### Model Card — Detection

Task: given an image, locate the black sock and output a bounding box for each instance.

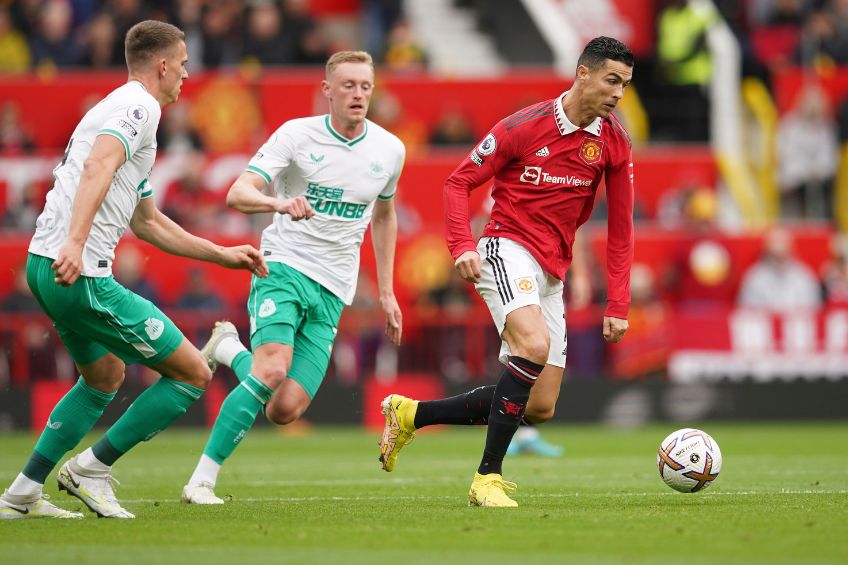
[478,356,543,475]
[414,386,495,428]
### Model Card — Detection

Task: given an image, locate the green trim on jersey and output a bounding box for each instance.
[324,115,368,146]
[378,192,396,200]
[247,165,272,184]
[137,178,153,199]
[98,129,130,160]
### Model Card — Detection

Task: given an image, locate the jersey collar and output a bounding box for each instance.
[554,92,603,137]
[324,115,368,147]
[129,79,148,93]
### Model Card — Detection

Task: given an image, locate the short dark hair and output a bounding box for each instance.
[577,36,634,71]
[125,20,185,70]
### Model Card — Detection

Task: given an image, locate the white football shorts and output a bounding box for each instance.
[475,236,567,367]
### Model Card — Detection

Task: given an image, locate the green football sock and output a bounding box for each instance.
[231,350,252,382]
[92,377,204,466]
[202,374,274,464]
[22,377,115,483]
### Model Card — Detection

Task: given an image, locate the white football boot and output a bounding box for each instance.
[57,456,135,519]
[181,482,224,505]
[200,321,239,372]
[0,489,84,519]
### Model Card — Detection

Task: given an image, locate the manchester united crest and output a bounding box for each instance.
[579,138,603,165]
[515,277,535,293]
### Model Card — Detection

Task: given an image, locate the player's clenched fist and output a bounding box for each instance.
[275,196,314,220]
[52,241,85,286]
[454,250,482,284]
[602,316,628,343]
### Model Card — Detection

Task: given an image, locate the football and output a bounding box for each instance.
[656,428,722,493]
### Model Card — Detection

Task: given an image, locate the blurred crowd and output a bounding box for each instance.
[2,0,848,385]
[0,0,428,73]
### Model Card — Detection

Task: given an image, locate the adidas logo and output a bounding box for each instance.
[535,146,550,157]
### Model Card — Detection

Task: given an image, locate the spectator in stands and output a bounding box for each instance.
[9,0,41,39]
[283,0,330,65]
[106,0,150,66]
[663,188,735,308]
[0,5,32,73]
[560,229,605,381]
[161,151,219,231]
[0,265,40,313]
[796,5,848,68]
[382,19,427,73]
[839,93,848,144]
[653,0,718,141]
[777,83,838,219]
[333,271,384,384]
[763,0,808,26]
[609,262,671,379]
[737,226,822,310]
[170,0,205,72]
[420,267,473,314]
[0,264,61,381]
[175,268,224,310]
[361,0,404,61]
[821,232,848,304]
[157,101,205,153]
[566,230,598,311]
[241,0,298,67]
[414,266,478,384]
[68,1,99,38]
[28,0,83,69]
[368,89,427,155]
[199,0,242,68]
[80,12,122,68]
[831,0,848,40]
[112,245,161,304]
[0,101,35,156]
[1,179,45,232]
[429,108,476,148]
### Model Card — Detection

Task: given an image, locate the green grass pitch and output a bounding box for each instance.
[1,422,846,564]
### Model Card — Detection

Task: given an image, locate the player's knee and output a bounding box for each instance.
[82,358,126,392]
[175,351,214,389]
[90,370,124,392]
[524,404,555,424]
[265,402,304,425]
[198,364,213,389]
[185,362,213,390]
[512,337,550,366]
[253,366,287,390]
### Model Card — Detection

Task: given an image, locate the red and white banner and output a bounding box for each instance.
[669,308,848,381]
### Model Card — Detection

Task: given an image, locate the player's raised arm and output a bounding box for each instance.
[52,135,127,286]
[129,197,269,278]
[225,170,314,219]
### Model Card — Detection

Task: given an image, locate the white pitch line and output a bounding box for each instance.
[121,489,848,504]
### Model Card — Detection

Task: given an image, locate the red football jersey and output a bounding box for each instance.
[444,95,634,318]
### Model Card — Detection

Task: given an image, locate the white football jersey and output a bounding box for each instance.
[29,81,161,277]
[247,115,405,304]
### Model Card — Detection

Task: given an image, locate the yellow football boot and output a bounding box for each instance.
[378,394,418,472]
[468,472,518,507]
